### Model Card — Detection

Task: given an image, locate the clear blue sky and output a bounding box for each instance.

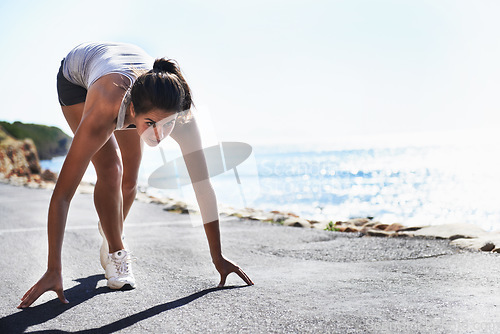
[0,0,498,147]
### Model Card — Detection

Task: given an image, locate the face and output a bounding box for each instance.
[132,107,178,147]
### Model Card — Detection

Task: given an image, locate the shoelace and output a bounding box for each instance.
[111,252,136,276]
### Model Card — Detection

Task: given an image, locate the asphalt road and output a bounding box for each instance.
[0,183,499,333]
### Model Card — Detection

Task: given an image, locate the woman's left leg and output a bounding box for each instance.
[114,130,144,220]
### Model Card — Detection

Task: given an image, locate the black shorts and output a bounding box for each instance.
[56,59,87,106]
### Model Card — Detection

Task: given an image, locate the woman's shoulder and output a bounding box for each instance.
[87,73,131,112]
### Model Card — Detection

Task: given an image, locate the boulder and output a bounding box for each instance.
[398,226,423,232]
[283,217,311,228]
[219,207,238,216]
[312,220,330,230]
[163,201,189,213]
[41,169,57,182]
[373,223,389,231]
[385,223,405,232]
[249,213,273,221]
[347,218,371,226]
[480,243,495,252]
[272,214,288,223]
[412,223,490,240]
[338,225,359,233]
[232,209,254,219]
[451,236,500,252]
[0,137,41,178]
[361,221,377,228]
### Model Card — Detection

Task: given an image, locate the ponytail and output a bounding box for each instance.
[131,58,193,115]
[152,58,177,74]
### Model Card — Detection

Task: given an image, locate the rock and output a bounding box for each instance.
[24,141,41,174]
[365,229,395,237]
[412,223,490,240]
[41,169,57,182]
[359,226,371,234]
[219,207,238,216]
[373,223,389,231]
[492,248,500,253]
[26,181,40,189]
[480,243,495,252]
[149,197,167,205]
[450,238,483,250]
[232,209,254,219]
[449,234,470,241]
[384,223,405,232]
[338,225,359,233]
[283,217,311,228]
[450,236,500,252]
[399,226,423,232]
[163,201,189,213]
[0,137,41,179]
[361,221,377,228]
[272,214,287,223]
[184,204,199,214]
[249,213,272,221]
[347,218,371,226]
[312,220,330,230]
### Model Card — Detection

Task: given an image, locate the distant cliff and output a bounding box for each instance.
[0,125,42,180]
[0,121,71,160]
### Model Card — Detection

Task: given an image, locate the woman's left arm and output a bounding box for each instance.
[171,115,253,287]
[203,220,253,287]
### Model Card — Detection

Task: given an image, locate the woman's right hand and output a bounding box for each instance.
[17,269,68,308]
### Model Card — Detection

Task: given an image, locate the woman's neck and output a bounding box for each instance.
[122,103,135,128]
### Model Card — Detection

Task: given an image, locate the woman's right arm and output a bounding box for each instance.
[17,75,125,308]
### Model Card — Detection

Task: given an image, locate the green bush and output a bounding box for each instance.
[324,221,340,232]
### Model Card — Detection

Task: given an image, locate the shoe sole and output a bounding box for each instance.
[107,282,137,290]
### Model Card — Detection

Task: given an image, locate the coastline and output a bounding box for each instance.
[37,141,500,232]
[2,173,500,254]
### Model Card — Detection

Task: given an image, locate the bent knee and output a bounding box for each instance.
[95,162,123,188]
[122,176,138,195]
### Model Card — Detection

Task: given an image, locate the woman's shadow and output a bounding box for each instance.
[0,274,244,333]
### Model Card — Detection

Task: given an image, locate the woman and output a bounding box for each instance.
[18,42,253,308]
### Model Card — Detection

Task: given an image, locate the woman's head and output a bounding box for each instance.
[131,58,193,146]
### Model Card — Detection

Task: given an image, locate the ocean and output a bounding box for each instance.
[41,135,500,232]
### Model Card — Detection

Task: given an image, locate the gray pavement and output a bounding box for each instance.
[0,182,499,333]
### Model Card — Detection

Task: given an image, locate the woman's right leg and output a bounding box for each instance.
[61,103,124,253]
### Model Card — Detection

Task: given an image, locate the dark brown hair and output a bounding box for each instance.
[131,58,193,115]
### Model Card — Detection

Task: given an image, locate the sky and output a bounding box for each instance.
[0,0,499,148]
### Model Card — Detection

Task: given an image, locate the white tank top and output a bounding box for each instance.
[62,42,154,130]
[63,43,219,224]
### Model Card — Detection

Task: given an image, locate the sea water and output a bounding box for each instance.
[41,136,500,232]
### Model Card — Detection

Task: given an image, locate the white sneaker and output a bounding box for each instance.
[98,221,128,275]
[106,249,136,290]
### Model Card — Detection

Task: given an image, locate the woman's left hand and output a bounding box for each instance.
[213,256,254,288]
